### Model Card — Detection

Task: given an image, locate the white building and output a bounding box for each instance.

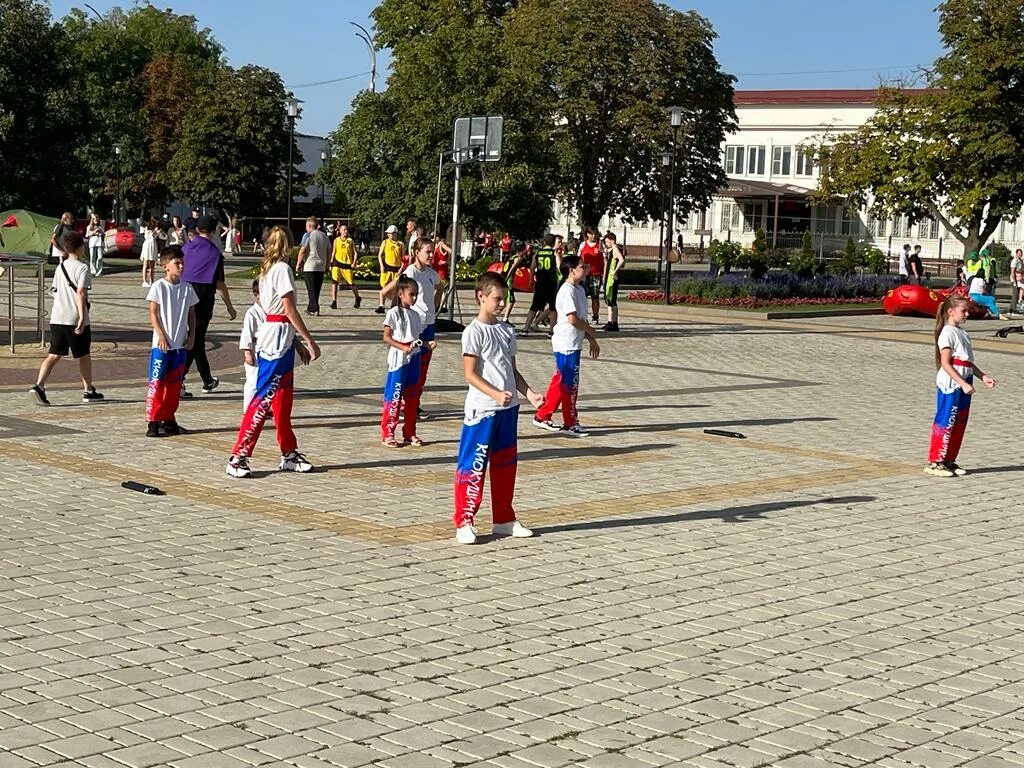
[576,89,1023,262]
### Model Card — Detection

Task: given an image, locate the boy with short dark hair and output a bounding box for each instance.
[146,246,199,437]
[454,271,544,545]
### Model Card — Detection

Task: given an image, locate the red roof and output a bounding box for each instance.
[734,88,931,106]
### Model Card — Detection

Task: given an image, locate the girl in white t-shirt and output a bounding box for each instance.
[380,275,435,447]
[140,217,163,287]
[226,226,321,478]
[926,294,996,477]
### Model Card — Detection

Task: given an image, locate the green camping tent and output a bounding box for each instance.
[0,209,60,257]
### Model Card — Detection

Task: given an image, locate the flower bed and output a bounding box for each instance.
[629,272,896,307]
[627,291,881,308]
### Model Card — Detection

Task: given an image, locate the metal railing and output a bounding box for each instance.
[0,252,46,353]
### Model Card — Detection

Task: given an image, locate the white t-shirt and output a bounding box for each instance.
[255,261,296,360]
[968,276,986,294]
[936,325,973,393]
[51,258,91,326]
[146,278,199,350]
[551,281,586,353]
[898,251,910,276]
[384,306,422,372]
[462,319,518,415]
[403,263,440,326]
[303,230,330,272]
[239,302,266,352]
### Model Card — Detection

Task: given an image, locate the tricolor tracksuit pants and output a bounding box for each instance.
[232,349,297,458]
[381,360,420,441]
[929,380,972,464]
[535,350,580,428]
[453,406,519,528]
[146,347,186,422]
[416,323,435,395]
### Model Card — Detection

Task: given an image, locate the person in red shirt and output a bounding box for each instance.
[499,233,512,263]
[576,227,603,323]
[433,233,452,310]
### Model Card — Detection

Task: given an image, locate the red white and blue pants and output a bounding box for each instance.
[929,377,972,464]
[232,348,297,458]
[535,350,580,428]
[415,322,435,397]
[453,406,519,528]
[381,359,420,441]
[146,347,186,422]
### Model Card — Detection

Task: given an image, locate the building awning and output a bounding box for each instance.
[720,179,811,198]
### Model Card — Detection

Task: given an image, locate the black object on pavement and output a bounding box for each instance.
[121,481,165,495]
[703,429,747,439]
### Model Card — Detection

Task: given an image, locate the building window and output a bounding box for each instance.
[746,146,766,175]
[841,207,861,236]
[812,205,836,234]
[724,145,744,175]
[920,217,940,239]
[891,215,909,238]
[741,202,765,233]
[865,214,885,237]
[771,146,792,176]
[795,148,815,177]
[719,201,741,232]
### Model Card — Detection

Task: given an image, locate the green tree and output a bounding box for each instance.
[0,0,83,211]
[813,0,1024,254]
[500,0,736,229]
[165,66,299,221]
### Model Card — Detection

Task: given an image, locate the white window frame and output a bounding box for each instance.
[724,145,744,175]
[841,207,861,236]
[719,201,741,232]
[746,146,766,176]
[741,201,765,234]
[795,148,815,177]
[771,146,792,176]
[892,215,909,238]
[813,205,836,235]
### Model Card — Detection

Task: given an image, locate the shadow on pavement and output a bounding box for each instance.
[591,415,836,435]
[536,495,876,534]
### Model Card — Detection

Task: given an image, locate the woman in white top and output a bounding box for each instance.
[967,266,1007,320]
[86,214,104,276]
[226,226,321,478]
[167,216,186,246]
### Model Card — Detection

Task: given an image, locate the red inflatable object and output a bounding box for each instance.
[114,230,138,256]
[487,261,533,292]
[882,283,987,319]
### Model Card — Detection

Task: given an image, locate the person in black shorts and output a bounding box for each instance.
[30,230,104,405]
[601,231,624,332]
[521,233,559,335]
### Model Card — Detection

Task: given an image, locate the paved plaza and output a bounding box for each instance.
[2,269,1024,768]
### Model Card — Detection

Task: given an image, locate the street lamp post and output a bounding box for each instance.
[658,151,672,285]
[664,107,684,306]
[350,22,376,93]
[114,144,122,225]
[285,97,300,235]
[320,148,328,218]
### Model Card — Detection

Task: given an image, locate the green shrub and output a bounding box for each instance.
[708,239,743,273]
[832,236,863,276]
[788,232,817,278]
[862,246,888,275]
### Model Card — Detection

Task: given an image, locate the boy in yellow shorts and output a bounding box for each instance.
[375,224,403,313]
[329,224,362,310]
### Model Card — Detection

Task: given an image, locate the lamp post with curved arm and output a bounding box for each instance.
[350,22,376,93]
[285,97,301,233]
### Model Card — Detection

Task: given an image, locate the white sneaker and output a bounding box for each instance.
[226,456,251,478]
[455,524,478,544]
[492,520,533,538]
[279,451,313,472]
[562,424,590,437]
[532,417,561,432]
[142,281,151,287]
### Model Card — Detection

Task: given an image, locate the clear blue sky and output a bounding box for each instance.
[50,0,944,138]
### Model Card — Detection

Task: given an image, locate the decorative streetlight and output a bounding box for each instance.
[664,107,684,305]
[320,147,328,218]
[114,144,122,225]
[658,151,672,284]
[285,96,301,233]
[350,22,376,93]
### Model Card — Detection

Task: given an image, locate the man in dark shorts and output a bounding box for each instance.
[520,233,559,335]
[601,231,624,332]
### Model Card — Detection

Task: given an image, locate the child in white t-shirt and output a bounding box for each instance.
[453,271,544,545]
[926,294,995,477]
[227,226,321,478]
[380,275,435,447]
[532,254,600,436]
[239,279,266,411]
[145,246,199,437]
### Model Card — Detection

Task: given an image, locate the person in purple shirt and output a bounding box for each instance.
[181,215,236,395]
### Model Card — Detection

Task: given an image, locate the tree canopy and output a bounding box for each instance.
[813,0,1024,253]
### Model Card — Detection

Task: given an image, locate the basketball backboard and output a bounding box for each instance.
[453,115,503,162]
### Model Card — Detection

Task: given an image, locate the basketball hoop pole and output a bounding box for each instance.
[448,150,463,323]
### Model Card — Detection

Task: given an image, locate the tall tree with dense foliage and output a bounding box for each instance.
[0,0,83,211]
[500,0,736,229]
[814,0,1024,253]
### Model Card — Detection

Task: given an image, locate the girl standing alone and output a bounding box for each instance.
[926,295,996,477]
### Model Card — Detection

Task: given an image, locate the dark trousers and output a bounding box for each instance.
[304,270,324,314]
[184,290,216,387]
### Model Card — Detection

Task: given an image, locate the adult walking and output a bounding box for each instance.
[50,212,75,263]
[296,217,329,315]
[86,214,104,276]
[182,215,236,395]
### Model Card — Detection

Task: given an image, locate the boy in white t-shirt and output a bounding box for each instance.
[145,246,199,437]
[454,271,544,545]
[30,230,104,406]
[532,254,600,436]
[239,280,266,411]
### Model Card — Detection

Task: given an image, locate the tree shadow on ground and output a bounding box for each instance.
[954,464,1024,475]
[591,415,836,435]
[535,495,876,535]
